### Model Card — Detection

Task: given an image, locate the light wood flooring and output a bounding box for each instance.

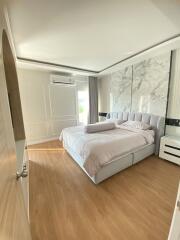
[28,140,180,240]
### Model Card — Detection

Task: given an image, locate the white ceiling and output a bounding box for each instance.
[6,0,180,72]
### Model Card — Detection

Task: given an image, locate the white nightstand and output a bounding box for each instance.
[159,135,180,165]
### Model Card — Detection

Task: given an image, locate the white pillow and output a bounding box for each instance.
[85,122,115,133]
[121,121,151,130]
[105,119,126,125]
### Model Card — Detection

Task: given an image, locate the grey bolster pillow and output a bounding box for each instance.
[84,122,116,133]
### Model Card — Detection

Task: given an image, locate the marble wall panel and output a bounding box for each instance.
[110,66,132,112]
[131,52,171,116]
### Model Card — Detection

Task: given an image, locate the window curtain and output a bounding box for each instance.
[88,76,98,124]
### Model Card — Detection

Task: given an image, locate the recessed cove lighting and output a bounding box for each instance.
[126,51,133,55]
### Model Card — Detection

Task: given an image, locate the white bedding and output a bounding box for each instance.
[60,125,154,177]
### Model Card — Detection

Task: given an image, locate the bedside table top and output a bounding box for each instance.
[161,135,180,143]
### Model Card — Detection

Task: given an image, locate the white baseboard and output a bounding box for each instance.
[27,136,59,146]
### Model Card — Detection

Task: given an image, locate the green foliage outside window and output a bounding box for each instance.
[79,105,84,113]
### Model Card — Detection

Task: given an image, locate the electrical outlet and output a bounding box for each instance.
[166,118,180,127]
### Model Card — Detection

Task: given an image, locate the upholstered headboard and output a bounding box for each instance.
[106,112,165,155]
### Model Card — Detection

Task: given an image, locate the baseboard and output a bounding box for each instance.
[27,136,59,146]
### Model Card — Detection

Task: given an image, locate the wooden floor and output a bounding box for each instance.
[28,140,180,240]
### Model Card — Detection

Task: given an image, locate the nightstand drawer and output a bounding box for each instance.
[160,144,180,157]
[159,136,180,165]
[159,150,180,165]
[161,138,180,149]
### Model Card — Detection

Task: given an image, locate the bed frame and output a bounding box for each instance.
[64,112,165,184]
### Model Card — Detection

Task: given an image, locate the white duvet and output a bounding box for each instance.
[60,125,154,177]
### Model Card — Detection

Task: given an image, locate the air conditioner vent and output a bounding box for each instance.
[50,74,75,85]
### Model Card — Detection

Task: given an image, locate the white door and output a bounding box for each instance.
[15,140,29,216]
[0,5,31,239]
[2,25,29,216]
[168,182,180,240]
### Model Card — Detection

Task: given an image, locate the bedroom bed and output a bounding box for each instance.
[60,112,165,184]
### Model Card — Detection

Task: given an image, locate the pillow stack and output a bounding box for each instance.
[121,121,151,130]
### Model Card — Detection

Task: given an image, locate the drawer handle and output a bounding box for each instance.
[165,144,180,151]
[164,151,180,158]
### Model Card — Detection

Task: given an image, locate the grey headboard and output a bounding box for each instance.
[106,112,165,155]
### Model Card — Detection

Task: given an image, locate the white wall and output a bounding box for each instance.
[18,68,88,145]
[18,51,180,144]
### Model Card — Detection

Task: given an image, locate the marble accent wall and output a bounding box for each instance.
[131,52,171,116]
[105,52,171,116]
[110,66,132,112]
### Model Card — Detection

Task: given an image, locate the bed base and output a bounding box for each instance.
[64,143,155,184]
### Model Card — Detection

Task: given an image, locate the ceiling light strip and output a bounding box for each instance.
[17,57,99,74]
[17,34,180,75]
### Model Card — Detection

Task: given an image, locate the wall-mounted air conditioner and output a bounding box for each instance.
[50,74,75,86]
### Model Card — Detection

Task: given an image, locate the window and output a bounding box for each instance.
[76,79,89,125]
